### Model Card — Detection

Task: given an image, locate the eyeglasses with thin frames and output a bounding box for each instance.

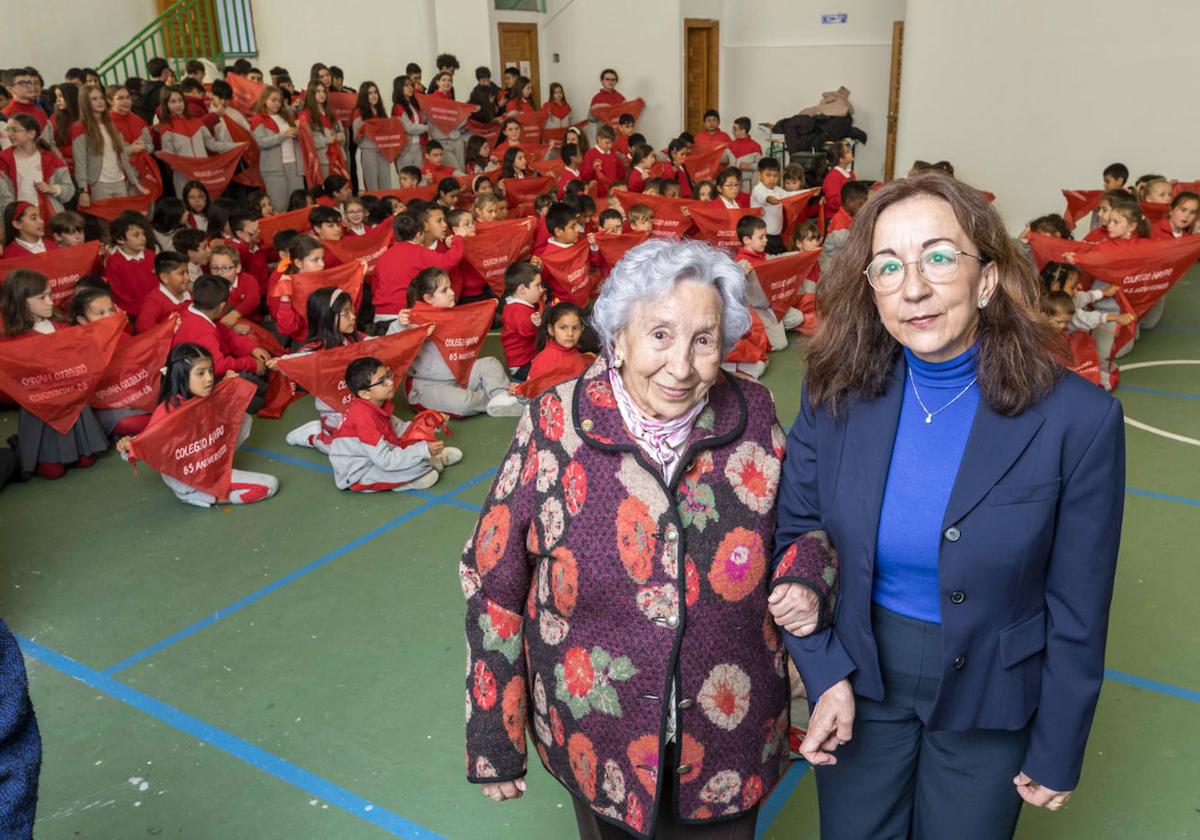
[864,243,986,293]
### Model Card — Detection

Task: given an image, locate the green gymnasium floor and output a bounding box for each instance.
[2,276,1199,839]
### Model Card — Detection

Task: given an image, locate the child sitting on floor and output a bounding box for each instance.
[500,262,544,381]
[116,343,278,507]
[328,356,462,493]
[389,267,521,417]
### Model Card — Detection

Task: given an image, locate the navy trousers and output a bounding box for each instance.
[813,605,1029,840]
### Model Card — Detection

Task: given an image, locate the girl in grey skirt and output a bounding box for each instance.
[0,271,108,480]
[72,83,145,205]
[351,81,394,191]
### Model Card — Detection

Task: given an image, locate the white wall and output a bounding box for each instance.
[535,0,685,149]
[720,0,903,181]
[19,0,157,82]
[896,0,1200,232]
[252,0,437,91]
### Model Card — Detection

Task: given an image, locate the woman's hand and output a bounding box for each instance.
[480,779,526,802]
[799,679,855,766]
[34,180,54,194]
[767,583,821,636]
[1013,773,1072,811]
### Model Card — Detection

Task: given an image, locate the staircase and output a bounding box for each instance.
[97,0,257,86]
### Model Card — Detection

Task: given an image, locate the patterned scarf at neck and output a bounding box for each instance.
[608,364,708,482]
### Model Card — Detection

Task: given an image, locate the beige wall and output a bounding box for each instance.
[18,0,157,82]
[896,0,1200,231]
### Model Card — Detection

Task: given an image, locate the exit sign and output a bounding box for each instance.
[821,13,848,23]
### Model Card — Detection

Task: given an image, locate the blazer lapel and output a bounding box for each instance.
[942,401,1045,528]
[840,355,905,571]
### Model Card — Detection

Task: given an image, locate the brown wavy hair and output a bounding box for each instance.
[806,172,1061,418]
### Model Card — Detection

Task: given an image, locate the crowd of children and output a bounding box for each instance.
[0,54,1194,509]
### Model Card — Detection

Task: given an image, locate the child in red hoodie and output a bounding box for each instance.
[500,261,544,380]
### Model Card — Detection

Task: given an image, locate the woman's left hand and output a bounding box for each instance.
[480,779,526,802]
[1013,773,1072,811]
[768,582,821,636]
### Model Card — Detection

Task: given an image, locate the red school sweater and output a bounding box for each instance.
[372,238,465,316]
[105,248,159,315]
[172,306,259,375]
[500,298,540,368]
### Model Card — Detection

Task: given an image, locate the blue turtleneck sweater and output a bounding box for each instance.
[872,346,980,624]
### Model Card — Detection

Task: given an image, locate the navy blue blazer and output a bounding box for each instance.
[773,355,1125,792]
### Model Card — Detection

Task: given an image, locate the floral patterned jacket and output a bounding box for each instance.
[461,358,828,837]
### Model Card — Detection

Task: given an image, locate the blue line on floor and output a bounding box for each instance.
[756,761,809,839]
[1119,386,1200,400]
[19,636,443,840]
[1126,487,1200,507]
[1104,669,1200,704]
[244,445,333,473]
[103,499,441,675]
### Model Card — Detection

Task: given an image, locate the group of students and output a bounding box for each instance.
[7,49,1182,509]
[1022,163,1197,389]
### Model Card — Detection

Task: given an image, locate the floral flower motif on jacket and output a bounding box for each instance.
[724,441,779,514]
[708,527,766,603]
[538,392,566,441]
[699,769,742,805]
[550,548,579,616]
[479,599,522,663]
[697,663,752,731]
[626,734,659,794]
[561,459,588,515]
[602,759,626,804]
[554,645,637,719]
[616,496,657,583]
[475,504,510,576]
[493,451,522,500]
[472,660,498,710]
[501,677,527,751]
[568,732,599,800]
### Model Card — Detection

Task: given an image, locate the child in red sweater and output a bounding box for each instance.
[104,214,158,315]
[373,206,464,326]
[582,124,626,197]
[208,243,262,328]
[268,234,327,343]
[2,202,57,258]
[500,262,544,380]
[227,211,270,295]
[174,274,274,414]
[513,301,595,397]
[136,251,191,333]
[821,140,856,214]
[694,109,733,148]
[422,141,459,183]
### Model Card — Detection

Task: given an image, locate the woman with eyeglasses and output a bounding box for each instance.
[769,173,1125,838]
[587,68,623,143]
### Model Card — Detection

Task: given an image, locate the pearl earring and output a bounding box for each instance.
[978,297,990,309]
[613,356,624,369]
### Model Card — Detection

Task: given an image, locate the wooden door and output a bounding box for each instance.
[497,23,541,108]
[684,19,719,136]
[884,20,904,181]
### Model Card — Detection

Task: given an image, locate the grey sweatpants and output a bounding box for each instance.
[408,357,510,417]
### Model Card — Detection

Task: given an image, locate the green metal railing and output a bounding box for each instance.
[98,0,257,86]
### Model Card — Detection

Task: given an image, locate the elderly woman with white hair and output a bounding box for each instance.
[460,239,828,839]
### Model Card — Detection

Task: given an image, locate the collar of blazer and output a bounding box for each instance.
[840,352,1047,560]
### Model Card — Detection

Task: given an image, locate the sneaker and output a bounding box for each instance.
[393,469,440,491]
[286,420,323,448]
[486,393,525,417]
[431,446,463,471]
